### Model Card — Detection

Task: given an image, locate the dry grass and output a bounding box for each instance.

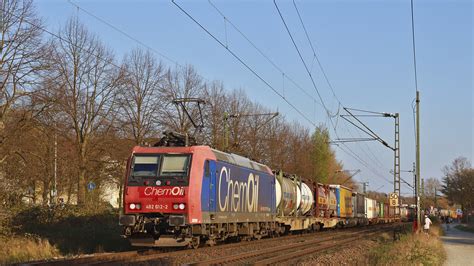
[0,235,61,264]
[369,225,446,265]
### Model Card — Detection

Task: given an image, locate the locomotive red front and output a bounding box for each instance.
[119,145,212,247]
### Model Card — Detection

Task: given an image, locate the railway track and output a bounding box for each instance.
[190,226,395,265]
[27,223,406,265]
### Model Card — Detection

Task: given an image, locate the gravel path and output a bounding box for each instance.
[441,223,474,266]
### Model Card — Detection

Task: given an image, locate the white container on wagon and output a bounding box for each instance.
[365,197,378,219]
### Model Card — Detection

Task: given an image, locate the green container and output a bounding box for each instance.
[379,202,384,217]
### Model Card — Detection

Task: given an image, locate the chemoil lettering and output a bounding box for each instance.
[218,166,259,212]
[144,186,185,196]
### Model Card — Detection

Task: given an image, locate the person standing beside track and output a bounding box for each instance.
[424,215,432,235]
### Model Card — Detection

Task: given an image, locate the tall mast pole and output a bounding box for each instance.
[416,91,421,232]
[394,113,400,216]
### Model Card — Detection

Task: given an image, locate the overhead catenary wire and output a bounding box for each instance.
[171,0,317,128]
[70,0,330,156]
[293,0,394,183]
[410,0,418,93]
[337,144,394,185]
[340,120,390,172]
[275,0,395,187]
[68,0,181,68]
[207,0,323,108]
[292,0,340,103]
[273,0,332,120]
[0,6,126,77]
[68,0,229,90]
[70,0,321,137]
[174,0,396,189]
[335,140,392,184]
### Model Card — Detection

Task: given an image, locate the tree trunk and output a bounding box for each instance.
[42,178,49,205]
[77,162,87,205]
[32,181,37,204]
[66,177,73,205]
[77,143,88,205]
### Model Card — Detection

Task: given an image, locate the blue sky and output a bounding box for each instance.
[36,0,472,194]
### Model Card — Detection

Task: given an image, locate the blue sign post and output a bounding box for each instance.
[87,181,96,191]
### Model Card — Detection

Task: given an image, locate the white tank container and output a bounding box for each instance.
[299,182,314,215]
[275,178,282,207]
[275,176,314,216]
[275,177,297,215]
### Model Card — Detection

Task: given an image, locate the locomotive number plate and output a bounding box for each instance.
[145,204,169,210]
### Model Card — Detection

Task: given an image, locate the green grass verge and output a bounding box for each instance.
[369,226,446,265]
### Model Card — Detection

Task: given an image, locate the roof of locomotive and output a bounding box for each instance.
[211,148,272,174]
[130,145,272,174]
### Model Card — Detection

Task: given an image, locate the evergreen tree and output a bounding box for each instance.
[310,125,334,183]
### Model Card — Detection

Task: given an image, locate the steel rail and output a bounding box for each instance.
[253,230,390,265]
[189,225,400,265]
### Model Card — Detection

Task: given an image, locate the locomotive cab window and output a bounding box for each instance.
[132,156,159,176]
[160,155,190,176]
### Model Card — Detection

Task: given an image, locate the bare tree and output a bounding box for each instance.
[202,81,226,148]
[226,89,251,153]
[49,17,120,205]
[119,48,164,144]
[0,0,47,163]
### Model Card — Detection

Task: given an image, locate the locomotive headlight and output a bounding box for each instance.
[179,203,186,210]
[173,204,179,210]
[129,203,136,210]
[156,180,162,186]
[136,203,141,210]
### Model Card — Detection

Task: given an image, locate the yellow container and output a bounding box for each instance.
[329,185,353,218]
[339,186,353,218]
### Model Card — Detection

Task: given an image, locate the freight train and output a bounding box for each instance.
[119,142,413,248]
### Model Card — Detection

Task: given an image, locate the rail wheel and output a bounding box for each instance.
[189,237,200,249]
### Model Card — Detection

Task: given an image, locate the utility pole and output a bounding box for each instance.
[52,127,57,204]
[393,113,400,216]
[421,178,424,197]
[412,162,416,199]
[338,108,401,211]
[415,91,421,232]
[223,112,229,151]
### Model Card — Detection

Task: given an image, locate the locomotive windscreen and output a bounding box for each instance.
[160,155,190,176]
[132,156,160,176]
[128,154,191,186]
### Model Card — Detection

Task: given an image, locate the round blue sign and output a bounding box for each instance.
[87,181,96,191]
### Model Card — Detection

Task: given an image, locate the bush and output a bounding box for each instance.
[8,204,130,255]
[429,215,440,225]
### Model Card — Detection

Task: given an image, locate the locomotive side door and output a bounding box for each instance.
[208,160,217,213]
